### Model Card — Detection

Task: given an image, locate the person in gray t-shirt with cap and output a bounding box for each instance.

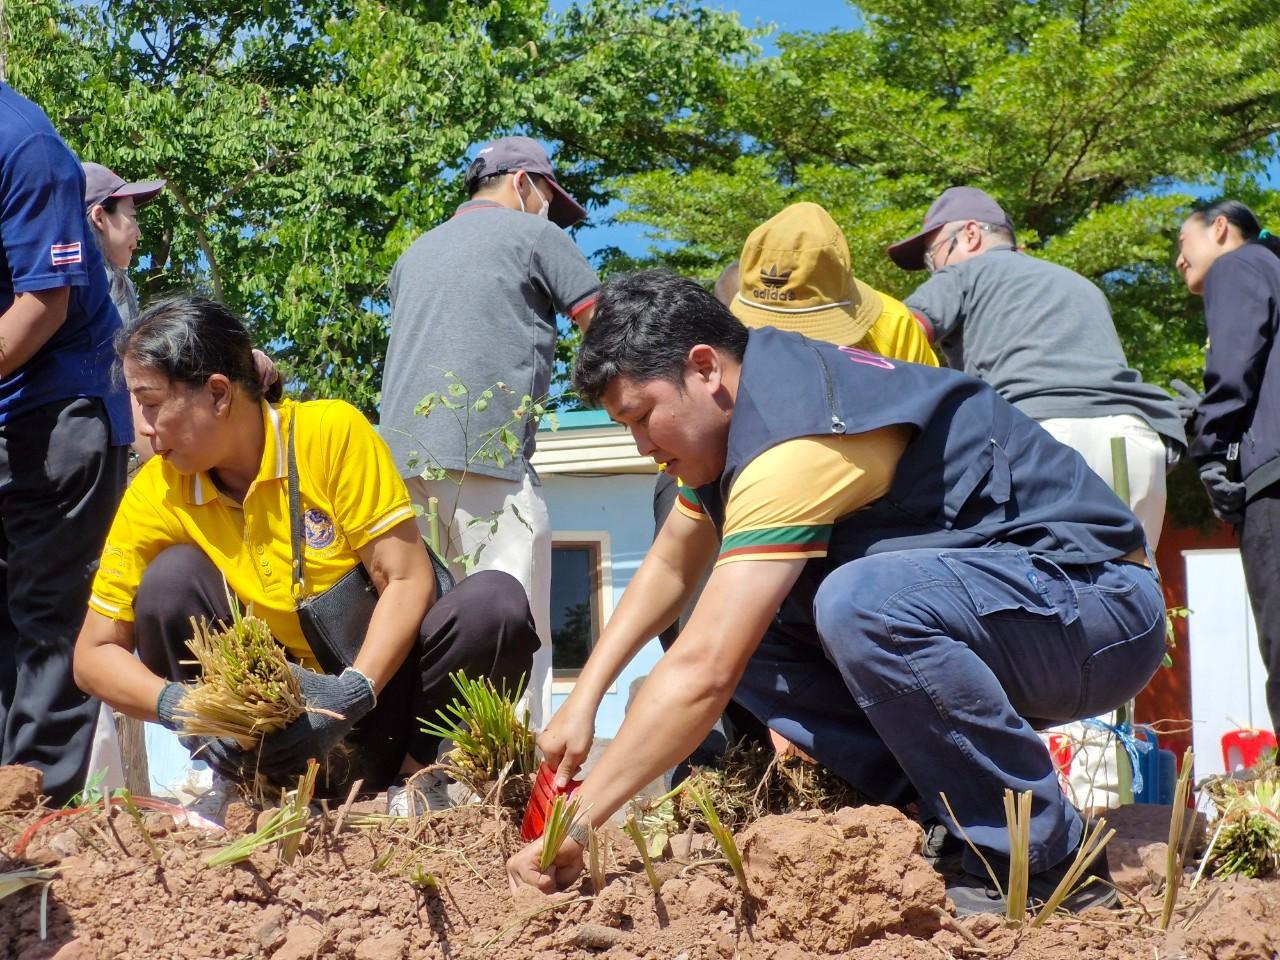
[888,186,1184,811]
[887,186,1183,549]
[380,136,600,727]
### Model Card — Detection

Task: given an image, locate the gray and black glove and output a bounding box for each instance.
[255,665,377,782]
[179,735,250,781]
[156,681,189,731]
[1199,460,1245,525]
[1170,378,1202,428]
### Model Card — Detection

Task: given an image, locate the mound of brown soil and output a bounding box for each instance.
[0,764,43,811]
[0,774,1276,960]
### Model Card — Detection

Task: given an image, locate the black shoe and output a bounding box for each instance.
[946,842,1118,917]
[921,820,965,877]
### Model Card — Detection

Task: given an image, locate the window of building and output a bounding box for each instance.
[550,533,611,682]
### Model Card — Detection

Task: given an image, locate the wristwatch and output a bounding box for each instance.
[567,818,591,849]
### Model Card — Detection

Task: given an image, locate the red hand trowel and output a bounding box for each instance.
[520,761,583,842]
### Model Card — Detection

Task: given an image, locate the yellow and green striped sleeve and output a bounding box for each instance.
[715,427,909,567]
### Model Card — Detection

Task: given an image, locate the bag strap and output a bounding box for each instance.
[286,422,305,600]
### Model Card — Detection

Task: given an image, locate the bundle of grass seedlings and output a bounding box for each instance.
[173,604,308,749]
[675,738,864,831]
[1200,760,1280,880]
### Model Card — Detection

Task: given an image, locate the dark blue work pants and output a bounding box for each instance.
[733,547,1166,873]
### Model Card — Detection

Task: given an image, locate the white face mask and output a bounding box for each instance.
[517,173,550,219]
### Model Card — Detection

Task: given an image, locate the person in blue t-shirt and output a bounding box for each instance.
[0,82,131,805]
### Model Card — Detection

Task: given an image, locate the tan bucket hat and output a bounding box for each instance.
[730,202,883,346]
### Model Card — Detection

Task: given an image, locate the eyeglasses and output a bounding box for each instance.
[923,225,966,272]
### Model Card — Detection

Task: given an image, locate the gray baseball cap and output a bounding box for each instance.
[887,186,1016,271]
[82,162,166,214]
[463,136,588,229]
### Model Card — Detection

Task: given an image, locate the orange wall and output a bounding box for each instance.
[1138,522,1239,760]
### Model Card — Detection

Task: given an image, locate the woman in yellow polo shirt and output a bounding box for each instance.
[73,296,538,814]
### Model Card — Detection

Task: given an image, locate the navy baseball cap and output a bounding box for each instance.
[887,186,1016,271]
[463,136,588,228]
[82,162,165,214]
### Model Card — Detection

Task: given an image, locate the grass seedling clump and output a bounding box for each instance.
[1199,760,1280,880]
[176,603,308,748]
[420,671,536,786]
[623,814,662,894]
[676,739,862,831]
[538,793,585,873]
[686,781,750,896]
[1003,789,1031,927]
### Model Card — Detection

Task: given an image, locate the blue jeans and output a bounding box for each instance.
[733,547,1165,873]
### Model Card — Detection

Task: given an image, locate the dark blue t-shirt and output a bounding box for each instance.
[0,83,129,443]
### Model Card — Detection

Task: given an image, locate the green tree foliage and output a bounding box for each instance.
[613,0,1280,527]
[3,0,752,412]
[615,0,1280,391]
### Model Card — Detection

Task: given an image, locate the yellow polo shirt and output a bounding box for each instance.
[90,398,416,667]
[857,292,938,367]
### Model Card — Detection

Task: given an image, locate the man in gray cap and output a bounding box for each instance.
[380,137,600,764]
[888,186,1183,809]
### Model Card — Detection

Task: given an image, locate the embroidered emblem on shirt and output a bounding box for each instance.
[303,508,337,549]
[50,242,82,267]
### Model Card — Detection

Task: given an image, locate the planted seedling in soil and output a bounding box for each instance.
[538,793,586,873]
[206,760,318,867]
[686,781,750,897]
[623,814,662,894]
[1160,748,1197,929]
[420,670,536,804]
[588,827,606,892]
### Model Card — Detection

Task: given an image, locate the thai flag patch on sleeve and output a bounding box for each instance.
[50,241,82,267]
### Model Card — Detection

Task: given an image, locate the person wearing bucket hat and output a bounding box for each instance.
[380,137,600,734]
[82,162,166,327]
[732,202,936,365]
[890,185,1185,811]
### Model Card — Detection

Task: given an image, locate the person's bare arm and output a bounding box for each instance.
[0,288,69,377]
[509,555,804,890]
[571,301,596,331]
[73,611,167,721]
[352,519,433,693]
[538,504,718,783]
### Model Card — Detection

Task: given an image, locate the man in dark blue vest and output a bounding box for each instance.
[506,271,1165,915]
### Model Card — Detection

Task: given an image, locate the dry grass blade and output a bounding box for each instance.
[176,602,308,748]
[939,791,1006,903]
[279,760,319,864]
[1029,816,1115,926]
[588,828,606,892]
[1003,789,1032,927]
[623,814,662,894]
[538,794,585,873]
[686,781,750,897]
[1159,748,1196,930]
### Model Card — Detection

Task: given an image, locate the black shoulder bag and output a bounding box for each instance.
[287,426,454,675]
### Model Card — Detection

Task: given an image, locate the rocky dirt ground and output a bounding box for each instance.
[1,764,1277,960]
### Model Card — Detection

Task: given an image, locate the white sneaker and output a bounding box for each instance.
[386,771,454,817]
[186,772,238,824]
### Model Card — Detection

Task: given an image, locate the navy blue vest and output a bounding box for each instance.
[695,328,1145,628]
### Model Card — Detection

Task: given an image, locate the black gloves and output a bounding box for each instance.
[253,665,377,782]
[1199,460,1245,525]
